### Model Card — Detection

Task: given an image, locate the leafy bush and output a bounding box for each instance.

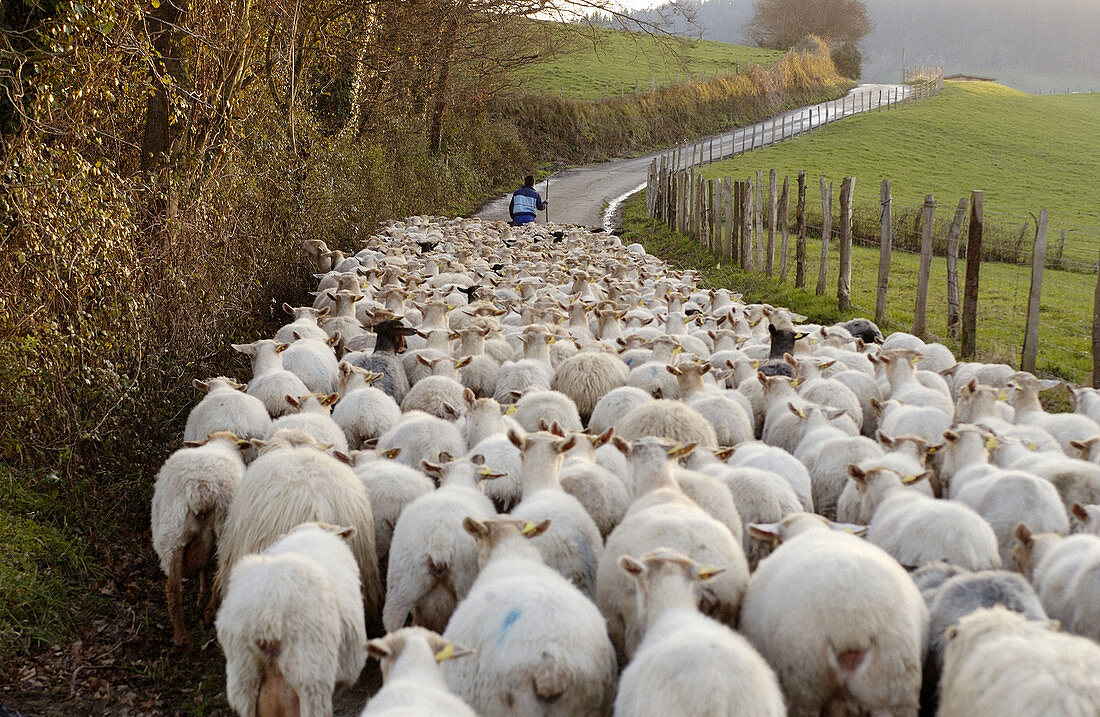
[831,43,863,80]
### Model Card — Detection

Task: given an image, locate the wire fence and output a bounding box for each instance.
[645,162,1100,386]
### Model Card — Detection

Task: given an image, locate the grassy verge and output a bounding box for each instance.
[696,81,1100,267]
[518,24,784,99]
[621,193,1095,383]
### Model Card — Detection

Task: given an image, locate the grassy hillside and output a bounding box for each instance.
[518,25,784,99]
[697,81,1100,265]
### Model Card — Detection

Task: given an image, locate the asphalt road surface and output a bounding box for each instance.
[474,83,910,231]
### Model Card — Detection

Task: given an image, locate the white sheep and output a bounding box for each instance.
[184,377,271,445]
[615,398,718,447]
[938,606,1100,717]
[233,339,311,418]
[588,386,652,436]
[360,627,476,716]
[376,410,466,470]
[1006,372,1100,455]
[216,523,366,717]
[614,548,785,717]
[443,516,618,716]
[214,429,381,621]
[741,513,928,716]
[280,335,339,394]
[400,374,468,419]
[275,304,330,344]
[668,361,754,447]
[1013,523,1100,642]
[264,392,348,453]
[550,349,629,423]
[559,428,631,537]
[849,465,1001,570]
[151,431,247,648]
[331,363,401,450]
[382,455,502,633]
[508,429,604,597]
[342,449,434,569]
[597,437,748,662]
[512,389,583,434]
[835,432,933,522]
[873,396,953,445]
[725,441,814,512]
[1072,501,1100,534]
[792,405,881,520]
[938,425,1069,565]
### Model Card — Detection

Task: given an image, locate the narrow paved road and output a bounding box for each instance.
[474,83,910,230]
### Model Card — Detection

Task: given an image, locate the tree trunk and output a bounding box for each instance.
[428,9,460,155]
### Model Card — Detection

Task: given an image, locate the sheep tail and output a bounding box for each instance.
[532,661,573,701]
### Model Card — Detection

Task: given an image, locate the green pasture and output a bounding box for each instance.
[518,25,784,99]
[697,81,1100,266]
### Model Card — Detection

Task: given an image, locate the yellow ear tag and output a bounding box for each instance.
[505,405,517,415]
[751,360,762,369]
[697,567,720,579]
[809,338,818,345]
[997,390,1007,401]
[791,377,801,388]
[521,522,539,536]
[797,408,807,419]
[434,644,456,662]
[910,357,920,368]
[927,446,938,454]
[548,335,557,344]
[985,436,1000,450]
[672,346,683,355]
[477,467,493,476]
[903,474,917,484]
[1026,441,1038,451]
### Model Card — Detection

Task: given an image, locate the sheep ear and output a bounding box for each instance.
[379,446,400,460]
[507,428,525,450]
[787,402,806,419]
[183,440,204,448]
[1071,503,1090,522]
[595,427,614,447]
[548,421,565,437]
[192,379,210,393]
[362,437,379,450]
[318,306,331,317]
[665,364,682,376]
[559,435,577,453]
[462,517,489,539]
[470,453,485,465]
[438,451,454,463]
[1036,379,1061,391]
[455,356,473,369]
[828,521,869,537]
[520,519,551,538]
[617,555,646,578]
[611,436,631,455]
[875,430,894,448]
[335,526,356,540]
[943,625,959,643]
[421,460,443,477]
[322,393,339,406]
[695,564,725,580]
[699,362,712,374]
[1014,522,1034,546]
[285,394,301,408]
[366,638,393,661]
[666,443,697,459]
[826,407,847,422]
[275,342,290,353]
[231,343,255,355]
[847,464,867,484]
[902,470,932,485]
[747,523,781,542]
[433,642,474,662]
[283,302,295,315]
[713,446,735,460]
[333,451,352,465]
[463,388,476,405]
[442,403,462,420]
[416,354,432,367]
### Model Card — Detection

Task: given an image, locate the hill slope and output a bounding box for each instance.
[700,81,1100,264]
[518,25,784,98]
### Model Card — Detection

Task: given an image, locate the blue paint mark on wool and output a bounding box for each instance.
[497,608,522,645]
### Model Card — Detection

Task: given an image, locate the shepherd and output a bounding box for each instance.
[508,174,547,226]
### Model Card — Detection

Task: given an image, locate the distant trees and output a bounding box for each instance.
[830,42,863,79]
[746,0,871,51]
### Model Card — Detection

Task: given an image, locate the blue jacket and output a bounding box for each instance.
[509,185,545,219]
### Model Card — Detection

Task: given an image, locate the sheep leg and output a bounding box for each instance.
[200,563,220,625]
[165,553,191,650]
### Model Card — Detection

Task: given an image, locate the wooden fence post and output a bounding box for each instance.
[723,178,735,262]
[913,195,937,337]
[766,169,777,275]
[734,180,742,263]
[945,196,969,337]
[707,179,717,254]
[754,170,764,270]
[1021,209,1049,373]
[741,180,754,270]
[875,180,892,326]
[1093,241,1100,387]
[837,176,855,310]
[796,171,807,287]
[816,178,832,295]
[779,176,790,280]
[962,191,984,358]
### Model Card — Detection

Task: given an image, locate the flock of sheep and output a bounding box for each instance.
[151,216,1100,716]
